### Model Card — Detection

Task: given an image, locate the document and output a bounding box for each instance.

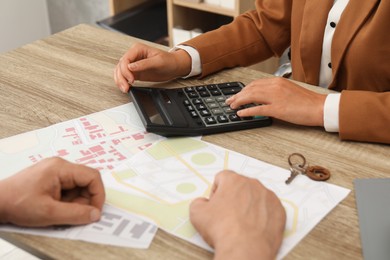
[0,103,161,248]
[0,204,157,248]
[0,103,350,258]
[104,137,351,259]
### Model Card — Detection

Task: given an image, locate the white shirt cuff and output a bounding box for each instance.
[323,93,341,132]
[170,45,202,78]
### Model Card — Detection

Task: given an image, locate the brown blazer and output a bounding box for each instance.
[184,0,390,144]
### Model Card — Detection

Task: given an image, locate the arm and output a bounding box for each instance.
[0,157,105,227]
[114,0,292,92]
[182,0,292,77]
[339,91,390,144]
[190,170,286,260]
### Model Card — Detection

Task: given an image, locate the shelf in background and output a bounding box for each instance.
[173,0,238,17]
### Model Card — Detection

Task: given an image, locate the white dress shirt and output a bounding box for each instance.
[175,0,350,132]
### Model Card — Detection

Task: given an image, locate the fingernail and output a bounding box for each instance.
[90,209,101,222]
[128,63,136,70]
[120,84,127,93]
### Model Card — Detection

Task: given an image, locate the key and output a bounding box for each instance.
[285,167,303,184]
[286,153,331,184]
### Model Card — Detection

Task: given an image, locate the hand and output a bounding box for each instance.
[190,170,286,260]
[114,43,192,93]
[226,77,327,126]
[0,157,105,227]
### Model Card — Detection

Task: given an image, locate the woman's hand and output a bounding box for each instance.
[226,77,327,126]
[114,43,192,93]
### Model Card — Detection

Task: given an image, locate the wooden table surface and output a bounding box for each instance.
[0,24,389,260]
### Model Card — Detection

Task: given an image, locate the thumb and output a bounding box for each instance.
[48,201,102,226]
[189,197,208,225]
[128,58,154,72]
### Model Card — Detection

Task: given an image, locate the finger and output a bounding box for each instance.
[236,105,272,118]
[127,56,160,72]
[115,63,131,93]
[119,58,135,85]
[189,197,208,224]
[46,201,102,225]
[59,163,105,210]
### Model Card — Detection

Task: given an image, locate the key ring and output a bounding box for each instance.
[286,153,331,184]
[288,153,306,170]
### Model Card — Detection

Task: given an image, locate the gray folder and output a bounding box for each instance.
[354,179,390,260]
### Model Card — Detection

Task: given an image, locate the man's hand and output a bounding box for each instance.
[190,170,286,260]
[0,157,105,227]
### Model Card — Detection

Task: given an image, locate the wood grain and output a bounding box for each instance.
[0,24,389,259]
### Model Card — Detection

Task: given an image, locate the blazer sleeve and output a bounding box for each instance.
[182,0,292,77]
[339,91,390,144]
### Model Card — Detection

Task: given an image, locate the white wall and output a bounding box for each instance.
[46,0,109,34]
[0,0,51,53]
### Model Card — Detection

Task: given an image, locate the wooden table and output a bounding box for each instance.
[0,24,389,259]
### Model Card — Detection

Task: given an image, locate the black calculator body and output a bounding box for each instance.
[129,82,272,136]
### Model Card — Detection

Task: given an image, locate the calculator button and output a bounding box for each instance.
[219,102,229,108]
[224,107,236,114]
[190,111,199,118]
[204,97,215,103]
[211,108,224,115]
[218,82,240,89]
[217,115,229,123]
[221,87,242,95]
[216,96,226,102]
[185,87,195,92]
[207,84,218,90]
[210,90,222,96]
[188,92,199,98]
[208,102,219,109]
[205,117,217,125]
[199,91,210,97]
[199,110,211,117]
[192,98,203,105]
[183,100,191,106]
[197,86,206,91]
[229,114,241,121]
[186,105,195,111]
[196,104,207,110]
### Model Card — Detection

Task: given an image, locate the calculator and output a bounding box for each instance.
[129,82,272,136]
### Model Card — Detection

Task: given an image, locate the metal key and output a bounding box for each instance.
[285,167,303,184]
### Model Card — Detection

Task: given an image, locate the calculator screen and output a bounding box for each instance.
[134,89,165,125]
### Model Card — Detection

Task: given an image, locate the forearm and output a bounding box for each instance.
[339,90,390,144]
[183,0,292,77]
